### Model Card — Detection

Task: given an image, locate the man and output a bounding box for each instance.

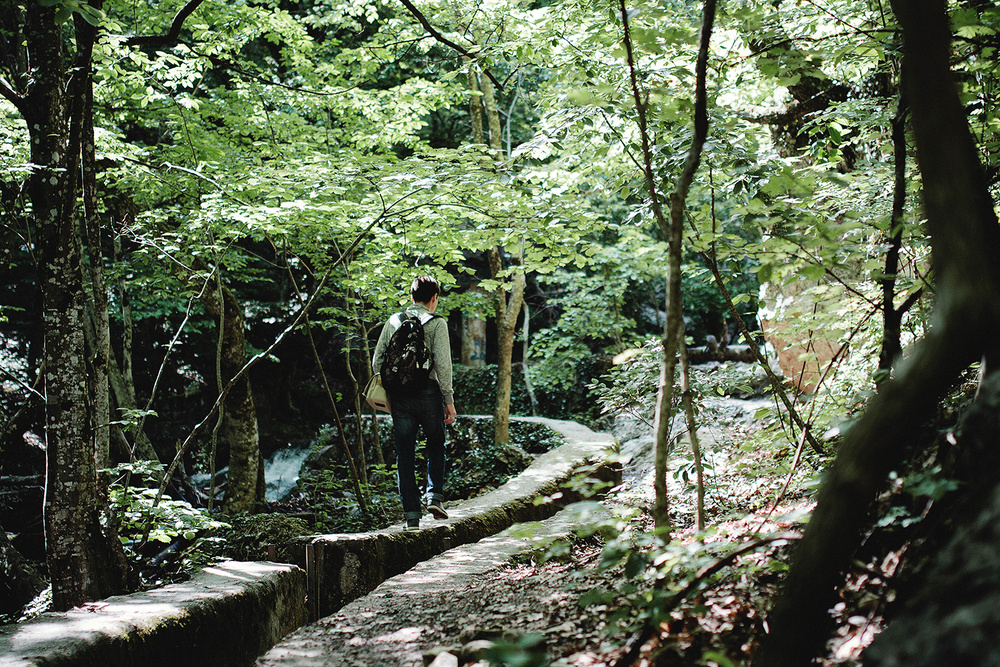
[372,276,457,530]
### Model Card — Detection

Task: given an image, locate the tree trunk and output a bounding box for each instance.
[24,1,127,610]
[489,248,525,446]
[756,0,1000,662]
[619,0,715,537]
[864,371,1000,666]
[467,57,483,144]
[481,68,503,151]
[344,335,368,487]
[304,318,368,512]
[360,326,385,466]
[522,300,539,417]
[81,81,111,471]
[110,227,158,462]
[478,68,525,446]
[678,332,705,532]
[200,283,261,514]
[461,308,487,367]
[107,353,159,461]
[876,94,923,385]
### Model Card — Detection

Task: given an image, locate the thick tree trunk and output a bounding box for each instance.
[201,283,261,514]
[756,0,1000,663]
[25,1,127,611]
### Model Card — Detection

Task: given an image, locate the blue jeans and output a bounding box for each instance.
[391,381,447,521]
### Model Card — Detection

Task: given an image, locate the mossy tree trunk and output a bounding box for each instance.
[17,0,128,610]
[201,283,262,515]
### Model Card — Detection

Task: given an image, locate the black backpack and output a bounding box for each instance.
[380,312,438,394]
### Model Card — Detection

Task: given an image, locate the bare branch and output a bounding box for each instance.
[0,79,23,110]
[125,0,206,48]
[395,0,504,91]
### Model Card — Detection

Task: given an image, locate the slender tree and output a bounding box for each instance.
[200,281,262,514]
[618,0,716,536]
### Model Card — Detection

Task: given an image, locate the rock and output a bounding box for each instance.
[426,648,461,667]
[461,639,497,662]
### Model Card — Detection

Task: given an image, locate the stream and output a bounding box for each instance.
[191,444,314,503]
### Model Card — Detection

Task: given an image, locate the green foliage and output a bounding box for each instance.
[587,525,786,656]
[590,339,661,429]
[107,461,229,586]
[454,365,533,416]
[484,633,549,667]
[446,419,565,498]
[109,461,228,545]
[876,466,963,530]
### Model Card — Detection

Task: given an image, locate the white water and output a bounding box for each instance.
[190,445,312,502]
[264,446,312,502]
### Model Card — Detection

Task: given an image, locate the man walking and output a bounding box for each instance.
[372,276,456,530]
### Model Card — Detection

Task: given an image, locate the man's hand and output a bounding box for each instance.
[444,402,457,425]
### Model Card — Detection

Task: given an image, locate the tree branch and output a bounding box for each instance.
[0,79,23,110]
[125,0,206,48]
[395,0,504,91]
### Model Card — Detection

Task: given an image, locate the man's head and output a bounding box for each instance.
[410,275,440,306]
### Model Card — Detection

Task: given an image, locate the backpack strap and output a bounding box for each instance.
[387,312,406,331]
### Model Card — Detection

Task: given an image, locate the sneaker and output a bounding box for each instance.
[404,519,420,531]
[427,500,449,520]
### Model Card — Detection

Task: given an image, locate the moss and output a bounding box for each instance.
[214,514,311,562]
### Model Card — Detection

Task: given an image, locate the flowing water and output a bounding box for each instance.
[263,446,313,502]
[191,444,313,502]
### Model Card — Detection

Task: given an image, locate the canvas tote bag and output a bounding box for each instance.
[364,374,391,413]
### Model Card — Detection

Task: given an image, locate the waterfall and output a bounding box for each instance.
[264,445,313,502]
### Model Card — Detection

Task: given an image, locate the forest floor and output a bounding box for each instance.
[264,362,889,667]
[398,382,810,667]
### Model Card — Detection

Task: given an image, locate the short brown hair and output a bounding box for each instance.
[411,275,440,304]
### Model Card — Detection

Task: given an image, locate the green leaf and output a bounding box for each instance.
[54,6,73,23]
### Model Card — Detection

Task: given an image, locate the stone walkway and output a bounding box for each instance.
[257,417,618,666]
[0,417,617,667]
[256,508,589,667]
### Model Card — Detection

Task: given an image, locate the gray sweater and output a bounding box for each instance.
[372,304,454,404]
